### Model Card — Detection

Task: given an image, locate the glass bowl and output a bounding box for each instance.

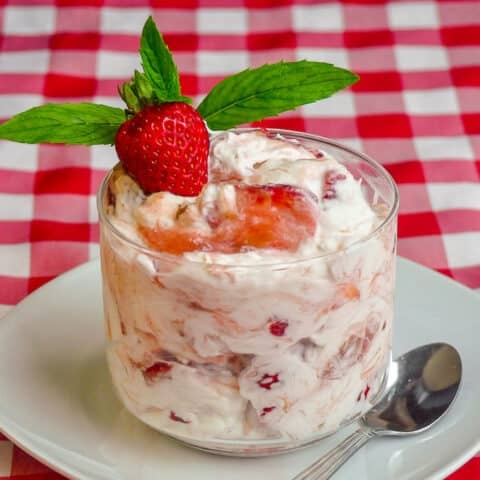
[97,129,399,456]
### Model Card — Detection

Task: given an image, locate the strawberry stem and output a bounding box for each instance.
[118,70,157,114]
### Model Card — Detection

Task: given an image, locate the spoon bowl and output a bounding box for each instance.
[293,342,462,480]
[366,343,461,435]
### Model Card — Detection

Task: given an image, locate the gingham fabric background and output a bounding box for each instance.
[0,1,479,478]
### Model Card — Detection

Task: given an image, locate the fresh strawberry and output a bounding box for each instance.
[115,102,209,196]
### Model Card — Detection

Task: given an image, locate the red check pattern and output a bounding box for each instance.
[0,1,479,479]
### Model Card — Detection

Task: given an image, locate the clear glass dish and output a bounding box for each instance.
[97,129,399,456]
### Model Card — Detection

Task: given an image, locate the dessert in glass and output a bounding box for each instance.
[98,128,399,456]
[0,14,397,459]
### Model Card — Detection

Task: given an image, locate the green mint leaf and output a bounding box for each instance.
[140,16,190,103]
[0,103,125,145]
[197,61,359,130]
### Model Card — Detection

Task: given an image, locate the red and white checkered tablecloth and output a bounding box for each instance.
[0,1,479,478]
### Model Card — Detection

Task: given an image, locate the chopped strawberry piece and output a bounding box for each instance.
[322,169,346,200]
[260,406,276,416]
[322,189,337,200]
[364,384,371,398]
[357,384,371,401]
[325,171,347,184]
[143,361,172,382]
[169,411,190,424]
[257,373,280,390]
[269,318,289,336]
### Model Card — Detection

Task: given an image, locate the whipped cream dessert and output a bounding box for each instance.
[99,130,396,453]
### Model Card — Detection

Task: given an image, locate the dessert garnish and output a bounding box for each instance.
[0,17,358,197]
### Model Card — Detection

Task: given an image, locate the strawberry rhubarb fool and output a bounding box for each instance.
[0,16,399,456]
[98,128,398,455]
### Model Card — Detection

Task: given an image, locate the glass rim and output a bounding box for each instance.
[97,127,399,269]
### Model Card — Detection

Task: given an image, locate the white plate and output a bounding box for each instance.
[0,257,479,480]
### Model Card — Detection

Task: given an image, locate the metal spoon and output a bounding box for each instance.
[293,342,462,480]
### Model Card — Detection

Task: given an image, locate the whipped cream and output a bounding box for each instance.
[100,130,396,453]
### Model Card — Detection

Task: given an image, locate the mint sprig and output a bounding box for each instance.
[198,61,359,131]
[0,103,125,145]
[0,17,359,146]
[139,16,190,104]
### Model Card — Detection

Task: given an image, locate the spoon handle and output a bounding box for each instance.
[292,427,374,480]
